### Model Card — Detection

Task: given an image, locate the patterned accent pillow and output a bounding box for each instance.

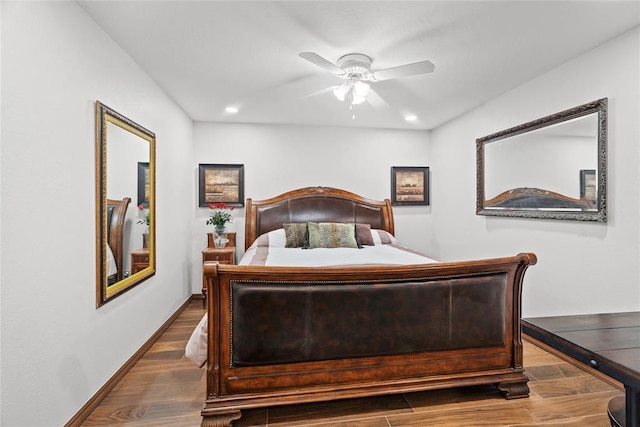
[307,222,358,249]
[283,223,308,248]
[355,223,374,247]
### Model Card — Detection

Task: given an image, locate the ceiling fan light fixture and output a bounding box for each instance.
[333,83,349,102]
[336,53,373,79]
[333,79,370,105]
[351,93,367,105]
[353,80,370,98]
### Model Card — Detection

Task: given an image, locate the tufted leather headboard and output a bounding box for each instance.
[244,187,394,250]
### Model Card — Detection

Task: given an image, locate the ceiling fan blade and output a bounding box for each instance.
[299,85,335,100]
[373,60,435,81]
[299,52,345,76]
[366,88,391,110]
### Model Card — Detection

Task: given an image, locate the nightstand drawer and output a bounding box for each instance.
[202,243,236,307]
[132,253,149,263]
[203,250,234,264]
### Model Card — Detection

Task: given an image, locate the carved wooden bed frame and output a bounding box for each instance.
[106,197,131,283]
[485,187,595,210]
[201,187,536,426]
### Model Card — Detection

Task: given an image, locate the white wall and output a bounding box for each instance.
[485,132,597,200]
[0,2,3,422]
[429,27,640,317]
[1,2,194,425]
[191,122,431,292]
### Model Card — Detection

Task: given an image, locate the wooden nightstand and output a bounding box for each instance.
[202,232,236,305]
[130,248,149,274]
[202,246,235,264]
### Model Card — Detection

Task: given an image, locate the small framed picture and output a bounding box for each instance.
[391,166,429,206]
[198,164,245,207]
[580,169,596,204]
[137,162,149,208]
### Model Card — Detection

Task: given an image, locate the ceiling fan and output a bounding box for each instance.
[299,52,435,113]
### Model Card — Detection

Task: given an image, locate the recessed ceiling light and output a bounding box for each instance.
[405,115,417,122]
[225,106,239,113]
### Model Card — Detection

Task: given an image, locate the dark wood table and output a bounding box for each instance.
[522,312,640,426]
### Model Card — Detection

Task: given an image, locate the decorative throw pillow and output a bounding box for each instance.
[355,223,374,247]
[307,222,358,249]
[283,223,308,248]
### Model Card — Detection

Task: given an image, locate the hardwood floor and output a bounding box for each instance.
[82,298,623,426]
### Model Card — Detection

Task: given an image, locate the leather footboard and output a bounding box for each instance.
[202,254,536,426]
[231,274,507,367]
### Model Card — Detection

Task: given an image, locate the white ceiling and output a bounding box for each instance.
[78,1,640,130]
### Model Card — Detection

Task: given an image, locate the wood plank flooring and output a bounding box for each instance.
[82,299,623,426]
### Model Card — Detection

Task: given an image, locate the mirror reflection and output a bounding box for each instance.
[477,98,607,222]
[96,101,156,307]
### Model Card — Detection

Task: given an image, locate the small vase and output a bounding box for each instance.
[214,226,228,249]
[142,229,150,249]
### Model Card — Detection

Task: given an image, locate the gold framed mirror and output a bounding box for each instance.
[95,101,156,307]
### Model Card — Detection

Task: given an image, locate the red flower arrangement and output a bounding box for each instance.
[206,202,234,228]
[137,204,150,227]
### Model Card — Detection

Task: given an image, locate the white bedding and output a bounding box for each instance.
[186,312,208,368]
[185,227,438,368]
[244,245,437,266]
[240,228,437,266]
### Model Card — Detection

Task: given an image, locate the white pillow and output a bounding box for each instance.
[371,229,397,245]
[252,228,287,248]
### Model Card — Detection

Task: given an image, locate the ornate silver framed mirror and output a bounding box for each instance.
[477,98,607,222]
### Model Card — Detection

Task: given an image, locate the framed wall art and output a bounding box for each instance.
[391,166,429,206]
[580,169,596,204]
[137,162,149,208]
[198,163,245,207]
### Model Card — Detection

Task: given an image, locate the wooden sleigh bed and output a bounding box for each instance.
[200,187,536,426]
